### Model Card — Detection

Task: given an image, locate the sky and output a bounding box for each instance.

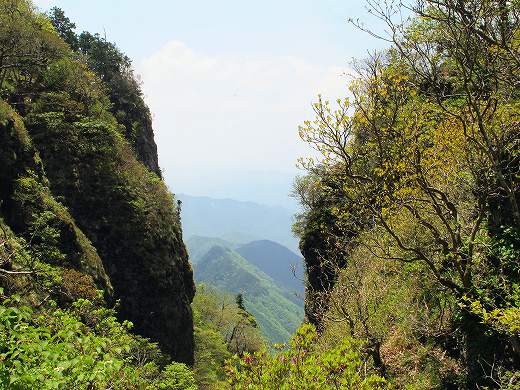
[34,0,389,209]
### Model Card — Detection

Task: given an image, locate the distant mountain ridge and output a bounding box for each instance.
[194,245,303,343]
[236,240,305,299]
[178,194,300,253]
[187,236,305,298]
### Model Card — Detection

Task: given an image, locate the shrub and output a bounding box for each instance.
[0,293,196,389]
[225,323,386,390]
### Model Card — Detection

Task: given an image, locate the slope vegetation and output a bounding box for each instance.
[0,0,195,367]
[236,239,304,297]
[178,194,300,252]
[194,245,303,343]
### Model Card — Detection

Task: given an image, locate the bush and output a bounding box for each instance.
[0,293,196,389]
[225,323,386,390]
[151,363,197,390]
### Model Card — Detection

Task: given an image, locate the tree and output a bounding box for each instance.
[351,0,519,226]
[296,0,519,385]
[192,285,264,388]
[0,0,65,92]
[48,7,78,50]
[235,293,245,311]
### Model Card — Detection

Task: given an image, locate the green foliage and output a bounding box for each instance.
[192,284,263,389]
[225,323,386,389]
[149,363,197,390]
[22,73,194,360]
[235,294,246,312]
[0,294,196,389]
[461,226,520,336]
[294,1,520,387]
[0,0,66,93]
[194,327,230,389]
[0,299,124,389]
[194,245,303,344]
[1,0,193,368]
[8,170,111,293]
[47,7,78,50]
[46,9,160,173]
[38,58,112,118]
[317,241,461,389]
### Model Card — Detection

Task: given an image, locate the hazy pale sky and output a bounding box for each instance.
[34,0,388,208]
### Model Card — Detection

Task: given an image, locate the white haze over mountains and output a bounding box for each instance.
[177,194,300,253]
[32,0,389,209]
[170,169,300,211]
[138,40,350,208]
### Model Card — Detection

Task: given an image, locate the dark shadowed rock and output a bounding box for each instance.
[24,108,195,364]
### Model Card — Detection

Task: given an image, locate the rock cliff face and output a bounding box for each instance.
[296,177,353,331]
[0,18,195,362]
[74,31,162,178]
[26,108,195,363]
[134,113,161,177]
[0,102,112,295]
[0,96,196,363]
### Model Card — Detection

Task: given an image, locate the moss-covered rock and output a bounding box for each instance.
[25,108,195,364]
[0,1,196,365]
[0,101,112,294]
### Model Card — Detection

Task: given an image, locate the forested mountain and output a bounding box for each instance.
[186,236,303,343]
[186,235,238,264]
[188,240,304,343]
[0,1,196,387]
[187,236,304,297]
[178,193,300,253]
[236,239,305,297]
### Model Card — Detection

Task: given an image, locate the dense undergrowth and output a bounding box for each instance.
[0,292,196,389]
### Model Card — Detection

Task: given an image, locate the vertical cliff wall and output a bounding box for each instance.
[0,4,196,364]
[25,109,195,363]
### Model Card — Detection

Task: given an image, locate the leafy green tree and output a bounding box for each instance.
[192,284,264,389]
[295,0,520,386]
[0,0,65,92]
[235,293,245,311]
[194,327,230,389]
[47,7,78,50]
[151,363,197,390]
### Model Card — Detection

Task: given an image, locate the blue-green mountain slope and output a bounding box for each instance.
[178,194,300,253]
[193,245,303,344]
[236,240,305,298]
